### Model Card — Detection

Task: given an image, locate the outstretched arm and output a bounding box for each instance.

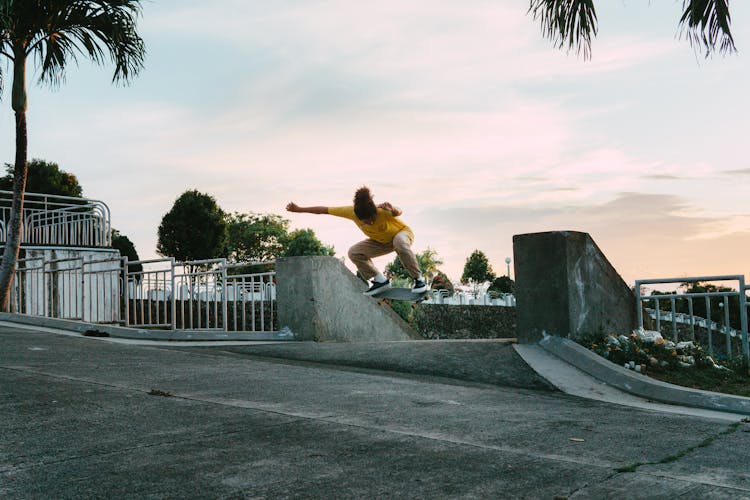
[378,202,402,216]
[286,202,328,214]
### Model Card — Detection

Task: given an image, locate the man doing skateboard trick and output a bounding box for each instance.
[286,186,428,296]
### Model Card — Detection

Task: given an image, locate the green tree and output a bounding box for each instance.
[0,159,82,197]
[529,0,736,60]
[226,212,289,263]
[461,250,496,284]
[157,190,227,267]
[430,270,454,294]
[0,0,145,310]
[111,228,141,274]
[385,247,443,281]
[282,228,335,257]
[488,275,515,295]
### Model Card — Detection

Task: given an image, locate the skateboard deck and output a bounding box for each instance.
[370,287,429,304]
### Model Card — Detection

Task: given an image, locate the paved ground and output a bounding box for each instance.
[2,325,750,499]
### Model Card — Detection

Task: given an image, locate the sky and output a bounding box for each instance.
[1,0,749,285]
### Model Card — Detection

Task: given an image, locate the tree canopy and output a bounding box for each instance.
[282,228,335,257]
[0,159,82,197]
[226,212,289,263]
[111,228,141,274]
[157,190,227,264]
[461,250,496,284]
[488,275,515,295]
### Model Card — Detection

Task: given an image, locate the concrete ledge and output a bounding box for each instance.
[276,256,419,342]
[0,313,293,341]
[539,334,750,416]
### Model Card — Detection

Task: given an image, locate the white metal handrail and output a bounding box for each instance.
[0,190,111,247]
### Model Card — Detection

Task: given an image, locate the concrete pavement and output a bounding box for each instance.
[2,324,750,498]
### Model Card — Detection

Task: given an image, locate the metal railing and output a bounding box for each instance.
[10,254,123,323]
[635,275,749,365]
[124,258,276,333]
[0,190,111,247]
[10,253,277,336]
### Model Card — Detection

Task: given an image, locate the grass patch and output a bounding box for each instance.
[646,363,750,398]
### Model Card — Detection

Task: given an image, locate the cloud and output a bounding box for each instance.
[642,174,681,180]
[420,192,750,283]
[721,168,750,176]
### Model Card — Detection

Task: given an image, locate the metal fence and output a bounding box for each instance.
[0,190,111,247]
[426,289,516,306]
[635,275,749,365]
[10,254,277,336]
[10,254,123,323]
[124,258,276,334]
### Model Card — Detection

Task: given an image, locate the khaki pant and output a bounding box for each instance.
[348,230,421,280]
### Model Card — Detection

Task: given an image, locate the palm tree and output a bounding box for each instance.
[0,0,145,309]
[528,0,736,59]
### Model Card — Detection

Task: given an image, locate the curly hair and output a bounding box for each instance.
[353,186,377,221]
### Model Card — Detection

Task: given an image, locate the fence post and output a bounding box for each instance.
[170,257,177,331]
[221,259,228,332]
[739,276,749,367]
[635,280,643,329]
[122,256,129,326]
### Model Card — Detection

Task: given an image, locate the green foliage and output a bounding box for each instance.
[528,0,597,60]
[111,228,141,274]
[156,190,227,263]
[0,159,82,197]
[282,228,335,257]
[430,271,454,294]
[226,212,289,262]
[385,247,443,281]
[461,250,495,284]
[488,275,514,294]
[0,0,146,94]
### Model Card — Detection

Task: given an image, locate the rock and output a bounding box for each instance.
[634,328,663,343]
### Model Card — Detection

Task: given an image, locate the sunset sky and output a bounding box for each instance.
[2,1,748,284]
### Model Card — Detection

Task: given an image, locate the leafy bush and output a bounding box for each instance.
[579,331,721,373]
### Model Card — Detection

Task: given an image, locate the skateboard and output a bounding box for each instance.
[370,287,429,308]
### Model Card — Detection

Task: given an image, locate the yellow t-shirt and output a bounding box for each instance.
[328,206,414,244]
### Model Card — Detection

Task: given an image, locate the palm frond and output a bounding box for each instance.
[528,0,598,60]
[5,0,144,88]
[678,0,736,56]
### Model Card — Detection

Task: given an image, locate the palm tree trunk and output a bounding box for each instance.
[0,111,28,311]
[0,51,29,311]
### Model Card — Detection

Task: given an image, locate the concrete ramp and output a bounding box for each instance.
[276,256,420,342]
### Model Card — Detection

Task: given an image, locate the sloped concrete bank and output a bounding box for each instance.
[197,339,556,391]
[539,335,750,416]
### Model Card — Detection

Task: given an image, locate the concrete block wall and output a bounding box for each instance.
[276,256,419,342]
[513,231,636,344]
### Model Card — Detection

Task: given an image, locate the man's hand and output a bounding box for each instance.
[286,202,300,212]
[378,202,401,216]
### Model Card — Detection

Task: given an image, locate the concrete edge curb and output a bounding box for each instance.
[539,335,750,416]
[0,313,292,341]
